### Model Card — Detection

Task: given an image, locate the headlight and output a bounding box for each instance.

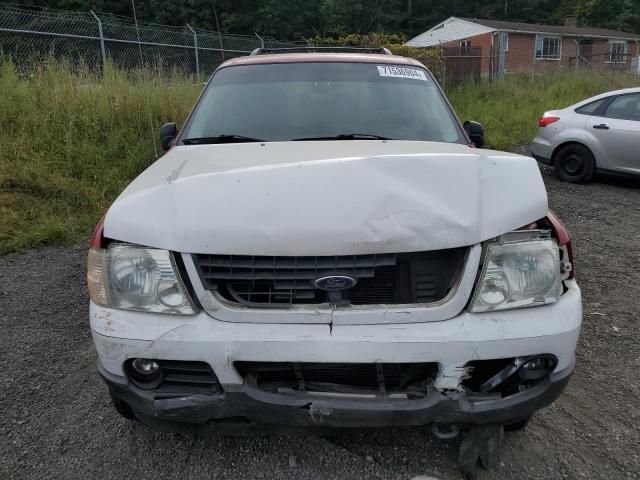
[470,238,561,313]
[87,244,197,315]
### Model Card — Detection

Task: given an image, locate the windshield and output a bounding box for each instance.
[180,62,465,144]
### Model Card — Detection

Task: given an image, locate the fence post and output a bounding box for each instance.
[497,32,506,80]
[255,32,265,48]
[90,10,107,72]
[438,44,446,89]
[186,24,200,80]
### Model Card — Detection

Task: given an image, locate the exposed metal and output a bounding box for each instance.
[234,361,439,395]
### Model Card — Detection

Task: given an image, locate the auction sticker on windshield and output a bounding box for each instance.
[377,65,428,81]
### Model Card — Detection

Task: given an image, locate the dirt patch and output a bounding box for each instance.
[1,163,639,480]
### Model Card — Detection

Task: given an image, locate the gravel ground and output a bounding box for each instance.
[1,162,639,480]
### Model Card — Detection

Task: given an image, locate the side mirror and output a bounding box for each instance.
[160,122,178,151]
[463,120,484,148]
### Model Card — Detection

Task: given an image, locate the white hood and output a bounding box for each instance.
[104,141,547,255]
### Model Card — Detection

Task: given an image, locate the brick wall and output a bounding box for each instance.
[441,31,639,75]
[504,33,535,72]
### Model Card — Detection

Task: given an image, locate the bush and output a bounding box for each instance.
[310,33,443,76]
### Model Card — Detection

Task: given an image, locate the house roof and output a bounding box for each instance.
[406,17,495,47]
[405,16,640,47]
[461,17,640,40]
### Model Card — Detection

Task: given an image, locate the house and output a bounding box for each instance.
[406,16,640,76]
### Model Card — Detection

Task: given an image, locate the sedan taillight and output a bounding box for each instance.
[539,116,560,127]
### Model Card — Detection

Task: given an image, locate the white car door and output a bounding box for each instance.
[589,93,640,174]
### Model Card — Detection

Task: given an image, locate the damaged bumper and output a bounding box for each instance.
[99,358,574,432]
[92,280,581,431]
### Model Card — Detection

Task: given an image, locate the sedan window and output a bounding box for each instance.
[575,98,606,115]
[604,94,640,121]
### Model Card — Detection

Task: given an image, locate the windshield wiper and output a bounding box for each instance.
[181,134,265,145]
[292,133,392,141]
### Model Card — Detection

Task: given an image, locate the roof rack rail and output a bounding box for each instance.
[250,46,393,56]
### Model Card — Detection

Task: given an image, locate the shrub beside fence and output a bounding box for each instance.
[311,33,443,79]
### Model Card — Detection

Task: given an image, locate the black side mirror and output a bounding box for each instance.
[463,120,484,148]
[160,122,178,151]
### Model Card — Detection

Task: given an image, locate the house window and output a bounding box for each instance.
[500,33,509,52]
[460,39,471,52]
[607,41,628,63]
[535,35,562,60]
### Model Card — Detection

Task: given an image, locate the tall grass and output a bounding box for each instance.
[448,72,638,150]
[0,60,637,254]
[0,60,200,254]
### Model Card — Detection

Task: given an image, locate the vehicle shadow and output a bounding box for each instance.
[594,172,640,189]
[124,421,466,479]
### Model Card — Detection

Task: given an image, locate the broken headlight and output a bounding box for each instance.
[87,243,196,315]
[470,238,561,313]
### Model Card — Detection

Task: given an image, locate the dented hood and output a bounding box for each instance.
[104,141,548,255]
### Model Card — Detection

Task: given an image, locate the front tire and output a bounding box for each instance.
[554,144,595,183]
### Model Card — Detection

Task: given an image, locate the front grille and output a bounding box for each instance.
[126,360,222,399]
[235,361,439,395]
[192,249,466,307]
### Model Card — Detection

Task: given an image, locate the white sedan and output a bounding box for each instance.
[532,87,640,183]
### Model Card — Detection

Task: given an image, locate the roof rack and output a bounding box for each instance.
[250,46,393,56]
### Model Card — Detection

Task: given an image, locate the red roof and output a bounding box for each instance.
[219,52,425,69]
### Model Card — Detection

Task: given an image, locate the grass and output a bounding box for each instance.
[0,60,201,254]
[0,60,637,254]
[448,71,638,150]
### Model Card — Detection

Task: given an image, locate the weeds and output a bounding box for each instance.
[0,60,200,254]
[0,60,637,253]
[448,71,638,150]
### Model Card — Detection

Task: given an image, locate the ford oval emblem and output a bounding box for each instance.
[313,275,358,291]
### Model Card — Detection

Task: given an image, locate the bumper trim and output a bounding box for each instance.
[99,357,574,433]
[532,152,553,165]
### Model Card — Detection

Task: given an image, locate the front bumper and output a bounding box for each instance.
[100,358,574,432]
[91,280,581,430]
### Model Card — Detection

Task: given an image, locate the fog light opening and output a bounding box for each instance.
[127,358,162,388]
[517,354,558,381]
[431,423,460,440]
[465,354,558,397]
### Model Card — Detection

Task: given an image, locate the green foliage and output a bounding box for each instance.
[0,59,200,254]
[311,34,443,76]
[12,0,640,40]
[312,33,407,47]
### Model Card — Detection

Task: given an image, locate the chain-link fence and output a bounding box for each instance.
[0,3,297,78]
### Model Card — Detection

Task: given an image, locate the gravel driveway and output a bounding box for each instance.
[1,164,639,480]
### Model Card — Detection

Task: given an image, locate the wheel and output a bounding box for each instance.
[553,144,595,183]
[110,391,136,420]
[504,415,532,432]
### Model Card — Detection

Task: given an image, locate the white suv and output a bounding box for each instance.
[87,48,581,476]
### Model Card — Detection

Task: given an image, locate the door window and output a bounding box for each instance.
[605,94,640,121]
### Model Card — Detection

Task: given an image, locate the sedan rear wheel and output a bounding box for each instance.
[554,144,595,184]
